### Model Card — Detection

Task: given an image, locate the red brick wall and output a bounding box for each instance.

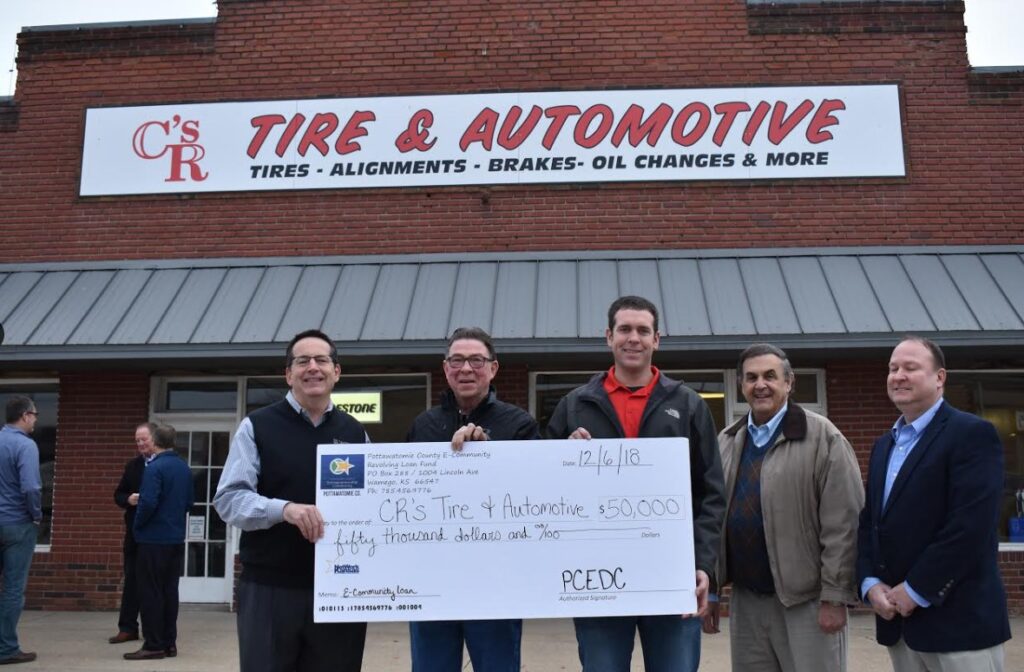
[1002,551,1024,615]
[0,0,1021,263]
[824,361,894,471]
[27,372,150,610]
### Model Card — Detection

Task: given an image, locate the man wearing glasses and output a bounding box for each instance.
[406,326,540,672]
[214,330,370,672]
[0,396,42,665]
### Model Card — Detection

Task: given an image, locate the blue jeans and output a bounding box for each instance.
[0,523,36,659]
[574,615,701,672]
[410,619,522,672]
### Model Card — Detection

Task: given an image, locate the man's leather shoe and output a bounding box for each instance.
[165,646,177,658]
[0,651,37,665]
[123,648,165,661]
[108,631,139,644]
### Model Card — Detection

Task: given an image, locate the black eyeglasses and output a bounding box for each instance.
[291,355,334,367]
[24,411,38,417]
[444,355,494,369]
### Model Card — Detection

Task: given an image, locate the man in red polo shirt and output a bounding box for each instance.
[547,295,726,672]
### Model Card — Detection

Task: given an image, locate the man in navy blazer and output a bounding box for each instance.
[857,336,1010,671]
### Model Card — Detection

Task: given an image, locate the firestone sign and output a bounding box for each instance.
[80,85,904,196]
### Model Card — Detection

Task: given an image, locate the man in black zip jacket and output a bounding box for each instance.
[407,326,540,672]
[547,295,726,672]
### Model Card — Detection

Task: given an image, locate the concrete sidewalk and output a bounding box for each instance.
[9,609,1023,671]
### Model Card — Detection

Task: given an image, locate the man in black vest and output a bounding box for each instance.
[214,329,369,672]
[108,423,157,645]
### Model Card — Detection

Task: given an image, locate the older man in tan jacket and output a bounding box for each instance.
[704,343,863,672]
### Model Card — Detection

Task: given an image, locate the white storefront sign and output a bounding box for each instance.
[80,85,904,196]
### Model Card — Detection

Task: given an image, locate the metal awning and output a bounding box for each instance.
[1,246,1022,363]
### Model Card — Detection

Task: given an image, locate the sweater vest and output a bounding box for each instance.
[726,428,779,595]
[240,399,366,588]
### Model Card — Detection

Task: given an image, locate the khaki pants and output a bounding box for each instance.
[888,638,1004,672]
[729,586,846,672]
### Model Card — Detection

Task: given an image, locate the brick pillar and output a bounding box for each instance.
[27,371,150,610]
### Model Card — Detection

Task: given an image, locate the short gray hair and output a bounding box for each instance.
[737,343,794,383]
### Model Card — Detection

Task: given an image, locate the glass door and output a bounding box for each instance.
[173,424,235,604]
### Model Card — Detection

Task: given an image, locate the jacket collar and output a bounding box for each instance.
[881,400,950,516]
[581,370,681,399]
[440,386,497,417]
[724,402,808,442]
[578,370,683,435]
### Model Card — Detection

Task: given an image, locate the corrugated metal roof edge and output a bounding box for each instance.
[1,331,1021,363]
[2,245,1021,273]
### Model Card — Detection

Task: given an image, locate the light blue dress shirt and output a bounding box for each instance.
[747,403,788,448]
[0,425,42,525]
[861,396,945,608]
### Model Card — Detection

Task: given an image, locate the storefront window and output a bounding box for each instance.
[945,371,1024,544]
[164,381,238,412]
[245,375,429,442]
[0,383,57,546]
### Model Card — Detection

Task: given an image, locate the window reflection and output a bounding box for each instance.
[946,372,1024,544]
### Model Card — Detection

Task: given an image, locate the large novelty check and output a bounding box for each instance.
[313,437,695,622]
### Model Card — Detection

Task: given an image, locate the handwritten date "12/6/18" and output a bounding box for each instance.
[563,445,646,474]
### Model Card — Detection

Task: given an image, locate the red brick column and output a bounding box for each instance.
[27,372,149,610]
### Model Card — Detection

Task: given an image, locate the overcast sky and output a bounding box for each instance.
[2,0,1022,97]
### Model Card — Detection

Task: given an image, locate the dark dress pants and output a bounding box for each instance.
[136,543,184,652]
[238,579,366,672]
[116,543,140,635]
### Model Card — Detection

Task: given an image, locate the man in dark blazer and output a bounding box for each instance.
[109,423,156,644]
[857,336,1010,671]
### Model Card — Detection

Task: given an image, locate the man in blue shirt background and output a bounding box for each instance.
[126,422,194,661]
[0,396,42,665]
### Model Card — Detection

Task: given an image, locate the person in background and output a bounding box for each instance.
[108,423,157,645]
[125,422,194,661]
[0,396,42,666]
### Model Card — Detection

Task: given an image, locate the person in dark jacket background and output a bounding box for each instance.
[125,422,194,661]
[108,423,156,645]
[547,295,726,672]
[407,326,540,672]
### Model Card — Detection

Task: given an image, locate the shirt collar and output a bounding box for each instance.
[286,390,334,420]
[604,365,660,394]
[747,402,788,446]
[892,396,945,438]
[1,424,29,438]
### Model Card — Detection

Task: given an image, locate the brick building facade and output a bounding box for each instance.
[0,0,1022,614]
